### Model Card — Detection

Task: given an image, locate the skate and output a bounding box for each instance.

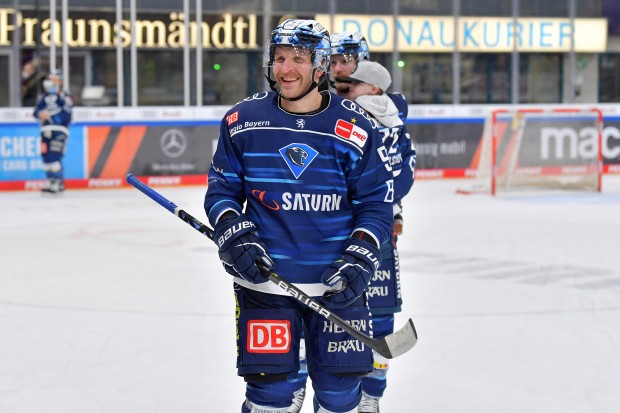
[358,392,380,413]
[41,179,63,194]
[287,388,306,413]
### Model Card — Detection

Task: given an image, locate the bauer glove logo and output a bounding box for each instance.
[217,220,256,248]
[345,244,380,271]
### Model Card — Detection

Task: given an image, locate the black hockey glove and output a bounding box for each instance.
[321,235,381,309]
[214,213,274,284]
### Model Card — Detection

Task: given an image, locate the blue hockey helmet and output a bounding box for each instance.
[330,32,370,63]
[47,69,63,80]
[264,19,331,72]
[43,69,63,93]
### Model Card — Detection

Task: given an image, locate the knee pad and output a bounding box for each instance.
[312,378,361,413]
[244,377,300,412]
[44,161,62,173]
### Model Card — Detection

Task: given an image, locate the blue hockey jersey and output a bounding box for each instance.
[204,91,394,296]
[385,93,416,205]
[388,92,409,123]
[33,90,73,135]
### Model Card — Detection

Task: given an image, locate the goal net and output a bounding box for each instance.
[461,107,603,195]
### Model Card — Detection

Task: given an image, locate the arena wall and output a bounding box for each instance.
[1,104,619,191]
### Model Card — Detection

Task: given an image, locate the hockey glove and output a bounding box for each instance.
[321,235,381,309]
[214,213,274,284]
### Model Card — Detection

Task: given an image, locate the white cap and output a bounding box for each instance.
[336,61,392,92]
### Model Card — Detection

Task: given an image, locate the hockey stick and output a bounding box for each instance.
[125,173,417,358]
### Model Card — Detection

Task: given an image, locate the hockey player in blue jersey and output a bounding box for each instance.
[329,31,411,236]
[328,33,416,413]
[336,61,416,412]
[33,70,73,193]
[328,32,370,97]
[288,32,416,413]
[203,19,394,413]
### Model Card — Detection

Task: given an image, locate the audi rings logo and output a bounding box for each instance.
[160,129,188,158]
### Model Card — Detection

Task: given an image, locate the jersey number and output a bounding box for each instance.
[385,179,394,203]
[377,146,393,172]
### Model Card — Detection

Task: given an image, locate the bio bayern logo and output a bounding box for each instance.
[247,320,291,353]
[160,129,188,158]
[279,143,319,179]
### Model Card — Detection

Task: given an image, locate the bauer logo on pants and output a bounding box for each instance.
[247,320,291,353]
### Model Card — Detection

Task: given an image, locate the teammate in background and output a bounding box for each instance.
[204,19,394,413]
[329,31,410,234]
[34,70,73,194]
[332,33,416,412]
[328,32,370,97]
[336,60,416,412]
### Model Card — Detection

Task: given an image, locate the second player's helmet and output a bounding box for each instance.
[264,19,331,71]
[330,32,370,63]
[48,69,63,80]
[43,69,63,93]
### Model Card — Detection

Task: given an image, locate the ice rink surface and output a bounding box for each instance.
[1,177,620,413]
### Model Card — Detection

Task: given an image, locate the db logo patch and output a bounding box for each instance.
[247,320,291,353]
[335,119,368,148]
[226,111,239,125]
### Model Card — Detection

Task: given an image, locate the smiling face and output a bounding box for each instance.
[272,46,322,101]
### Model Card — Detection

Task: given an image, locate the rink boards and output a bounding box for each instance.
[1,104,619,191]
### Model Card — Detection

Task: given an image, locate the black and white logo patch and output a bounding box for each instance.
[279,143,319,179]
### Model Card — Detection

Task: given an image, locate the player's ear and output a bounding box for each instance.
[315,69,326,83]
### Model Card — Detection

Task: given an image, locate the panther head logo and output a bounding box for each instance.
[279,143,318,179]
[285,147,308,167]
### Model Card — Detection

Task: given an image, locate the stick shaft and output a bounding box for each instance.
[125,173,417,358]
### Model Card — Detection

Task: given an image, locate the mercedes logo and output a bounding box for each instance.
[160,129,188,158]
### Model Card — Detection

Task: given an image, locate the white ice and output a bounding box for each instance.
[1,177,620,413]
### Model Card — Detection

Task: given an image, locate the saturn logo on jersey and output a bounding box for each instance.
[279,143,319,179]
[247,320,291,353]
[252,190,343,212]
[252,190,280,210]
